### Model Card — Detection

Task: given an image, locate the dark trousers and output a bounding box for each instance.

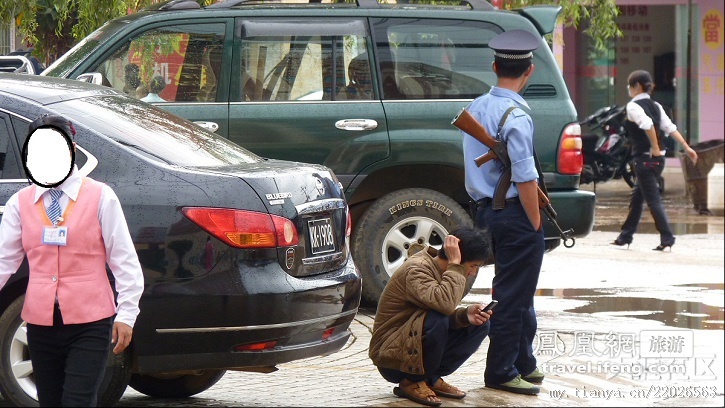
[477,201,544,385]
[26,304,113,407]
[378,310,489,385]
[618,155,675,246]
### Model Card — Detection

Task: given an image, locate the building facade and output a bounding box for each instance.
[557,0,724,151]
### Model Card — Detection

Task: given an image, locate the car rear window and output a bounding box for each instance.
[53,95,261,167]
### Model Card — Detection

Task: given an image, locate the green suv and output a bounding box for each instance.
[45,0,595,303]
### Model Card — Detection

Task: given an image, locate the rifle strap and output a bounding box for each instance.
[492,107,518,210]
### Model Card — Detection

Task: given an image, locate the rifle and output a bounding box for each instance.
[451,107,576,248]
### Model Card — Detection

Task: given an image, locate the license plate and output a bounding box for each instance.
[307,217,336,255]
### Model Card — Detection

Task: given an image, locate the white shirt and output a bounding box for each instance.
[0,167,144,327]
[626,93,678,135]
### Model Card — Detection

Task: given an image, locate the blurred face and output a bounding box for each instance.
[22,127,75,187]
[627,82,644,98]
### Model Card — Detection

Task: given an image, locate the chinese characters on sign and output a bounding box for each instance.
[616,6,653,66]
[701,9,724,96]
[533,330,717,381]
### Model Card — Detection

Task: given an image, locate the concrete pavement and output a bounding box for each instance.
[115,168,724,407]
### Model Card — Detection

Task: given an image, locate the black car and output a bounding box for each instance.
[0,74,361,406]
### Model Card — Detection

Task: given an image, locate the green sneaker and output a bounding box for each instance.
[522,368,545,384]
[486,375,540,395]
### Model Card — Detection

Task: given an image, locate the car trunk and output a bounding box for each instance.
[205,159,350,278]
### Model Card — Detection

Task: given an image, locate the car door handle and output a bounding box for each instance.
[335,119,378,131]
[194,121,219,133]
[0,206,4,215]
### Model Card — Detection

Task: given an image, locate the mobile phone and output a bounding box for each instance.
[482,300,498,313]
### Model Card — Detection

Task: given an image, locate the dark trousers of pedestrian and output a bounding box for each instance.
[477,201,544,385]
[26,303,113,407]
[617,155,675,246]
[378,310,489,385]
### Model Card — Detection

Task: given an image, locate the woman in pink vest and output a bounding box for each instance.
[0,114,144,407]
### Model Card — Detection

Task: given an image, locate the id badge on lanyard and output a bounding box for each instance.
[43,226,68,246]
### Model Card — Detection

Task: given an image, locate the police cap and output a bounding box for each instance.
[489,29,540,60]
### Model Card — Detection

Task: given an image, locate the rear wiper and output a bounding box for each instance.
[110,139,175,166]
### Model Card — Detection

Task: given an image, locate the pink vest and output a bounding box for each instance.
[19,178,116,326]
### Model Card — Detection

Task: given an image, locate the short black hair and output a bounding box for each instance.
[27,114,76,139]
[628,69,654,93]
[438,226,493,264]
[494,56,532,79]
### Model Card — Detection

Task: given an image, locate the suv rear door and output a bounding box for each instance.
[227,17,389,189]
[371,17,501,203]
[87,19,233,136]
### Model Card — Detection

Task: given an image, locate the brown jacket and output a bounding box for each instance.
[369,245,471,375]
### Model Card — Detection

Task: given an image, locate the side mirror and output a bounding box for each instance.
[76,73,104,85]
[0,56,37,75]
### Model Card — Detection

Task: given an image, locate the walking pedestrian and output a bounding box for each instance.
[612,69,698,250]
[461,29,545,395]
[0,114,144,407]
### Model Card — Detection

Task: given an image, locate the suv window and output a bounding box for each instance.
[95,23,225,102]
[237,19,370,102]
[373,18,500,100]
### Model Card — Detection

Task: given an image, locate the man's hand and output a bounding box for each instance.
[467,304,492,326]
[444,235,461,264]
[112,322,133,354]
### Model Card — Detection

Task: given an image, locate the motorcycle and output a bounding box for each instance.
[579,105,667,193]
[579,105,637,189]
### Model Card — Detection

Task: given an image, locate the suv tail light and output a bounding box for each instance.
[182,207,299,248]
[558,123,583,175]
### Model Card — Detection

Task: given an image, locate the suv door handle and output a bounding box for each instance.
[335,119,378,131]
[194,121,219,133]
[0,206,4,215]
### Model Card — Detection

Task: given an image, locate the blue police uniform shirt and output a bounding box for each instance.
[462,86,538,201]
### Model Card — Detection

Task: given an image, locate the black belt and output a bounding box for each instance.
[477,196,520,208]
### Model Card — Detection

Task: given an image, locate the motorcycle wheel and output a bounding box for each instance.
[622,161,636,188]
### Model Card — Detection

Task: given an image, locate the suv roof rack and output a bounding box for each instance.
[206,0,493,11]
[144,0,201,11]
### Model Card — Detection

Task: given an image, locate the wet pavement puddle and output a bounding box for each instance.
[468,285,724,330]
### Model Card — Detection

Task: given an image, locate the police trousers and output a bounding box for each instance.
[476,200,544,384]
[26,303,113,407]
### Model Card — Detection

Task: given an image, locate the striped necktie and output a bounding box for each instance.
[46,189,63,225]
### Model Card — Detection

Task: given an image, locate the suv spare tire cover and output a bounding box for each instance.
[352,188,473,304]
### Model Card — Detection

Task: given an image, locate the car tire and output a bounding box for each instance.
[128,370,226,398]
[0,295,131,407]
[352,188,473,305]
[0,296,37,407]
[97,345,133,406]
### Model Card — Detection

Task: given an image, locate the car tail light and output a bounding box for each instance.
[233,340,278,352]
[182,207,299,248]
[558,123,583,175]
[345,206,352,237]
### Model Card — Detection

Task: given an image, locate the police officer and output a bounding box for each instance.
[461,29,544,395]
